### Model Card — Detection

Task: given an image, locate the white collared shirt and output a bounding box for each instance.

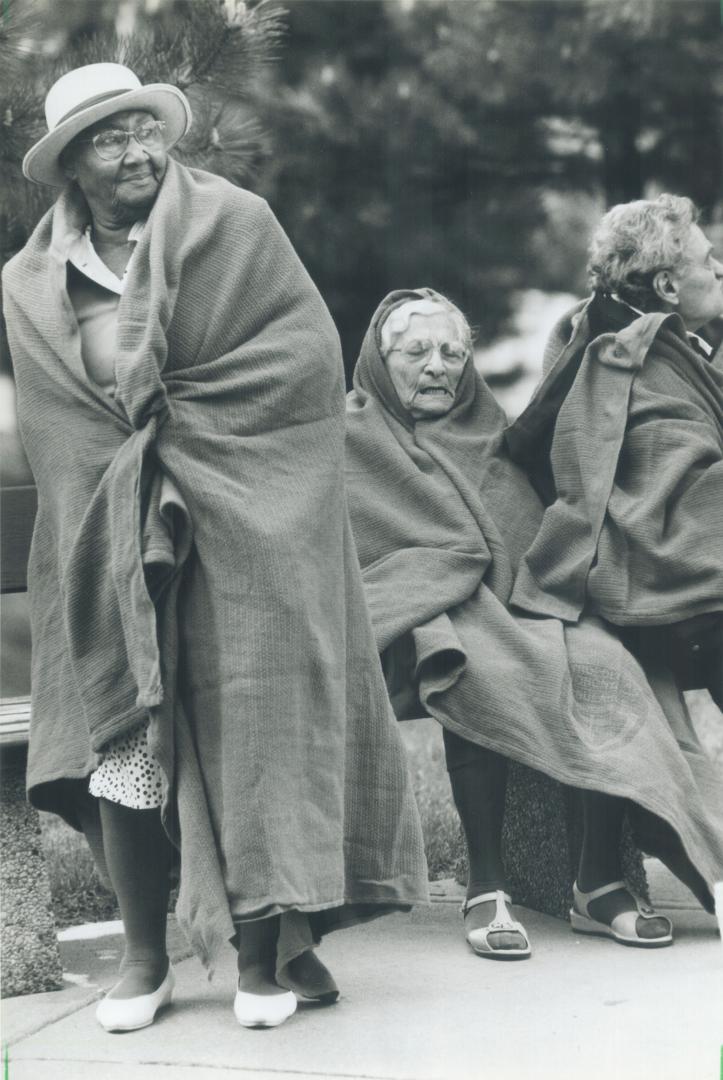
[68,220,145,295]
[66,222,145,395]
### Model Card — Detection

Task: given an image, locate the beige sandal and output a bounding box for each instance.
[570,880,673,948]
[463,890,531,960]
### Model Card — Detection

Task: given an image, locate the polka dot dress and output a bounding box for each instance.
[89,722,164,809]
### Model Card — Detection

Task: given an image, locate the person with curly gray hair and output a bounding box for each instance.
[588,194,722,323]
[507,194,723,943]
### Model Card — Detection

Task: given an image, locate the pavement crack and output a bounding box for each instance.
[5,1056,428,1080]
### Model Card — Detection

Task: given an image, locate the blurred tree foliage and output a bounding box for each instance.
[252,0,723,364]
[0,0,284,371]
[1,0,722,373]
[0,0,283,246]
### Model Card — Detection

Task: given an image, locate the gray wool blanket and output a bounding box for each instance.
[508,293,723,628]
[3,161,428,971]
[346,289,723,913]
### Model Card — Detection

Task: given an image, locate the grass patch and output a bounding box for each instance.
[400,719,465,880]
[39,812,119,928]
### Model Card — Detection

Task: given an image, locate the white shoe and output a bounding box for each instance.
[233,985,297,1028]
[96,966,174,1032]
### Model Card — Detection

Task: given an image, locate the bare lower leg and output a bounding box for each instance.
[578,790,627,892]
[98,799,173,998]
[578,791,669,939]
[236,916,288,996]
[443,729,526,951]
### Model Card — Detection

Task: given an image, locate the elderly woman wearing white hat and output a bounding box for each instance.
[4,64,427,1033]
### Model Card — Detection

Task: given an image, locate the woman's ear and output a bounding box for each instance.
[59,147,77,181]
[652,269,680,307]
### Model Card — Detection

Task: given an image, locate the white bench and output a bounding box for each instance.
[0,698,31,748]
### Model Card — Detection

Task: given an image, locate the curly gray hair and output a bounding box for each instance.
[380,294,472,357]
[588,194,699,311]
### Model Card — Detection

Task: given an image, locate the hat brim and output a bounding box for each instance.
[23,84,192,187]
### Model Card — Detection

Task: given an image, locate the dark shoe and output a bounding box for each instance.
[280,950,339,1005]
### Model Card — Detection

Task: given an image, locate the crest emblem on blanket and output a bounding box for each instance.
[567,663,648,751]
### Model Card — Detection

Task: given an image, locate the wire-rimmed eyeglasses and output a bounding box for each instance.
[77,120,167,161]
[387,340,468,363]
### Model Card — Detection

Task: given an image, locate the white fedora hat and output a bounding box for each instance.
[23,62,192,187]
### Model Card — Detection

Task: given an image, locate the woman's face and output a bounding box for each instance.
[384,310,468,419]
[670,224,723,331]
[63,109,168,225]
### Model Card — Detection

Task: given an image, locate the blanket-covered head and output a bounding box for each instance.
[346,291,540,627]
[353,288,479,426]
[23,63,191,192]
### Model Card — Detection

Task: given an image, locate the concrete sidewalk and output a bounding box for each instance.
[2,864,722,1080]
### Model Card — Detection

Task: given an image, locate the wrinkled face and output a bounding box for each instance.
[384,311,468,419]
[63,109,167,222]
[671,225,723,331]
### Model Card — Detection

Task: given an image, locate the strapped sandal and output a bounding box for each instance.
[570,880,673,948]
[462,889,531,960]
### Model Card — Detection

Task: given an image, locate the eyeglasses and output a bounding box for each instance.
[388,340,468,363]
[78,120,167,161]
